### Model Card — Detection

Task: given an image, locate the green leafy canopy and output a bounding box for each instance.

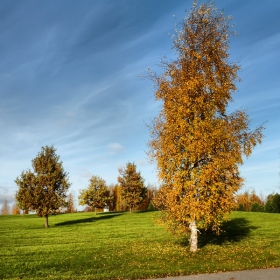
[15,145,71,226]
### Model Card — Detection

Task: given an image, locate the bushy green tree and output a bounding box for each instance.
[147,201,157,211]
[265,193,280,213]
[250,203,264,212]
[79,176,112,214]
[136,184,157,211]
[272,193,280,213]
[265,198,273,213]
[237,203,246,211]
[15,145,71,227]
[117,162,147,213]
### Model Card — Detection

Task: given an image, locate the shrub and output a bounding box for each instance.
[251,203,264,212]
[265,199,274,213]
[147,201,157,211]
[237,204,246,211]
[272,193,280,213]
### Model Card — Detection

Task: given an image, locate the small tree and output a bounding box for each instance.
[148,1,264,251]
[136,183,157,211]
[235,192,250,211]
[117,162,147,213]
[110,184,127,211]
[237,204,246,211]
[1,198,10,215]
[235,190,264,211]
[272,193,280,213]
[66,193,76,213]
[251,203,264,212]
[79,175,112,215]
[264,193,280,213]
[15,145,71,227]
[265,197,274,213]
[11,203,21,215]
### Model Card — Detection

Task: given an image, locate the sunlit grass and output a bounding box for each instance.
[0,211,280,279]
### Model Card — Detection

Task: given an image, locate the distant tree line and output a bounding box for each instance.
[79,162,157,214]
[2,145,279,226]
[0,198,20,215]
[10,145,157,227]
[3,145,278,221]
[235,190,280,213]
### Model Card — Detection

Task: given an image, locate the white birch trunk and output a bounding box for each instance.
[189,220,197,252]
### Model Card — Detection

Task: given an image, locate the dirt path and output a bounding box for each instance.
[149,267,280,280]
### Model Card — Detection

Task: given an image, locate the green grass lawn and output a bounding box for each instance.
[0,211,280,280]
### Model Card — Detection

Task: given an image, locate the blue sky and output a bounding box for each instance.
[0,0,279,207]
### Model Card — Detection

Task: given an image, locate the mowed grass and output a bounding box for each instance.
[1,211,280,280]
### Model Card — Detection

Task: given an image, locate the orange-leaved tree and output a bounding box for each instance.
[1,198,10,215]
[11,203,21,215]
[235,190,264,211]
[149,1,264,252]
[110,184,127,211]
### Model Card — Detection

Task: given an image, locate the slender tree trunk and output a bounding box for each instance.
[45,215,49,228]
[189,220,197,252]
[95,207,97,215]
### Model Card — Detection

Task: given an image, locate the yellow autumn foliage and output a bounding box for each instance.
[149,2,264,251]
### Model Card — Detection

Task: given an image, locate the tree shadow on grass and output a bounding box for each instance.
[133,210,159,214]
[55,212,123,227]
[199,217,258,247]
[179,217,258,248]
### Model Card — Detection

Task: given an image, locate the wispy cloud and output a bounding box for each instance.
[137,160,148,167]
[0,0,279,205]
[108,143,124,153]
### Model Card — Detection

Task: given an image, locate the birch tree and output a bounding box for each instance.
[149,1,264,251]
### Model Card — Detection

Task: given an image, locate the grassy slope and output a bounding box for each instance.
[0,211,280,280]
